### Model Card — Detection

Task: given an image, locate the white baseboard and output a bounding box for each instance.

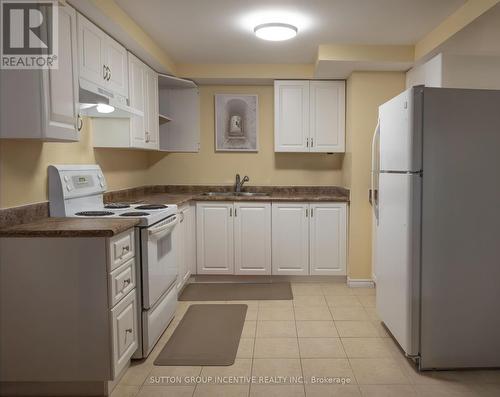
[347,278,375,288]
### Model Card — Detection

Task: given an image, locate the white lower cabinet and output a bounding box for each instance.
[272,203,310,275]
[272,202,347,276]
[234,202,272,275]
[197,202,234,274]
[196,201,347,276]
[309,203,347,275]
[176,203,196,291]
[111,289,138,378]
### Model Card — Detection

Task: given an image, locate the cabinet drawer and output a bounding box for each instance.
[109,229,135,271]
[109,258,136,307]
[111,289,138,377]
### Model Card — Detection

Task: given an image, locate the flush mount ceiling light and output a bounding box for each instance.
[254,23,298,41]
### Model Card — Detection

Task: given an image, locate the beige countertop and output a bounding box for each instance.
[0,217,140,238]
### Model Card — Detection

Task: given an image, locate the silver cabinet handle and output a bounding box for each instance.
[76,114,83,131]
[306,138,309,148]
[311,137,314,147]
[123,278,131,287]
[229,208,233,217]
[311,208,314,217]
[107,66,111,81]
[306,208,309,217]
[103,64,107,80]
[121,246,130,257]
[125,328,133,334]
[234,208,237,217]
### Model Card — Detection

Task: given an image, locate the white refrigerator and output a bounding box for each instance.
[372,86,500,370]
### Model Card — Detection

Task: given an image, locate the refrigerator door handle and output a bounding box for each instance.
[371,119,380,224]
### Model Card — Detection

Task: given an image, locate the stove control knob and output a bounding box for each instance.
[66,184,72,191]
[100,182,105,187]
[98,173,104,180]
[64,175,70,182]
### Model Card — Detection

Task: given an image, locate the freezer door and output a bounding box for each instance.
[419,87,500,369]
[379,88,422,172]
[376,172,421,356]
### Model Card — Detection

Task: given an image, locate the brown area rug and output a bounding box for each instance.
[178,282,293,301]
[154,304,247,366]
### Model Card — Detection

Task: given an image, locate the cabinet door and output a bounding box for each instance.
[128,54,147,148]
[310,81,345,153]
[111,289,138,377]
[77,13,106,88]
[234,202,271,275]
[42,4,79,141]
[175,207,187,292]
[185,204,197,276]
[272,203,309,275]
[105,37,129,98]
[274,81,310,152]
[196,202,234,274]
[144,67,159,149]
[310,203,347,275]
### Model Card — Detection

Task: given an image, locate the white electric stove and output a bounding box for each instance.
[48,164,176,226]
[48,164,179,359]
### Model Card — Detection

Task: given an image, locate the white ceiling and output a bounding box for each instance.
[116,0,465,64]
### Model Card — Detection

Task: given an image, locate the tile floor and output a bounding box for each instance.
[112,282,500,397]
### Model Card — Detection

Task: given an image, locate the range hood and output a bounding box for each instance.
[78,79,143,118]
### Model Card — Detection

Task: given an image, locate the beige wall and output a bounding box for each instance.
[0,120,150,208]
[344,72,406,279]
[0,76,406,283]
[148,85,343,186]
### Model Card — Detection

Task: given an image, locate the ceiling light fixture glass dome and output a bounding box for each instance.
[254,23,298,41]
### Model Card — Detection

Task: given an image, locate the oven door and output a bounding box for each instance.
[140,215,178,309]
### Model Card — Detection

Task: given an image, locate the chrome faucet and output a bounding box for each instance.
[235,174,249,193]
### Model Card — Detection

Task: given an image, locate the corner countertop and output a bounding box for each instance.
[0,217,140,238]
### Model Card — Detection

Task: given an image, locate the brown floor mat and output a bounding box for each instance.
[154,304,247,366]
[178,282,293,301]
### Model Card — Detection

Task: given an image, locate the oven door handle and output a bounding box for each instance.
[148,215,177,240]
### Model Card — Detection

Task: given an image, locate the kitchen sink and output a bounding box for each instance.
[202,191,269,197]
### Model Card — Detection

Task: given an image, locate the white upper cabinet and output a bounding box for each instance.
[272,203,310,275]
[77,13,128,99]
[0,4,79,141]
[129,53,158,149]
[144,68,159,149]
[274,80,345,153]
[234,202,272,275]
[106,40,129,97]
[196,202,234,275]
[309,203,347,275]
[309,81,345,152]
[128,53,147,148]
[93,53,158,150]
[274,80,310,152]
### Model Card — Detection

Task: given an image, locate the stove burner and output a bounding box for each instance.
[104,203,131,209]
[75,211,115,216]
[120,212,151,217]
[135,204,168,210]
